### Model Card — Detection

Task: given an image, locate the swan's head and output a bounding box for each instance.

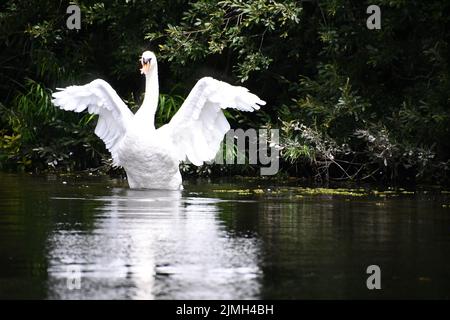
[140,51,156,75]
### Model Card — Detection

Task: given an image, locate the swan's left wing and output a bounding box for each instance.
[158,77,265,166]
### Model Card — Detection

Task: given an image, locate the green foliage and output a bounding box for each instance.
[154,0,302,87]
[1,0,450,184]
[156,93,184,128]
[0,79,106,172]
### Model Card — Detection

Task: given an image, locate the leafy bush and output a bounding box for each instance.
[1,0,449,184]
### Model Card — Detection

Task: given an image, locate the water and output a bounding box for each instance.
[0,173,449,299]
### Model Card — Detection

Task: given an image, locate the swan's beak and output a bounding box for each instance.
[140,61,150,75]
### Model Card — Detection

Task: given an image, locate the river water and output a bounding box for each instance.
[0,173,449,299]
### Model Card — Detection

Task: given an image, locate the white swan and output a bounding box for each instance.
[52,51,265,190]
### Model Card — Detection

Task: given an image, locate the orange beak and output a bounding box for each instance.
[140,61,150,74]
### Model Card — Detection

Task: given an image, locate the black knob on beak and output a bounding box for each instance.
[142,57,152,64]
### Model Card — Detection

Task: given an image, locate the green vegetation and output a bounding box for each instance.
[1,0,449,184]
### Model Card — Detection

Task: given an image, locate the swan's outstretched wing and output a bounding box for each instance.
[52,79,133,166]
[158,77,265,166]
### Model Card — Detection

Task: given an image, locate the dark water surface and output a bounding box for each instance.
[0,173,449,299]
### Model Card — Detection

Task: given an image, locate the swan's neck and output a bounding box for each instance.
[136,64,159,129]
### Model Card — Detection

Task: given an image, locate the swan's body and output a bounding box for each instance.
[52,51,265,190]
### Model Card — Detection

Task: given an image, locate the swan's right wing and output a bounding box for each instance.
[52,79,133,166]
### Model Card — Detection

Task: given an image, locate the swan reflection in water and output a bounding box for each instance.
[47,188,262,299]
